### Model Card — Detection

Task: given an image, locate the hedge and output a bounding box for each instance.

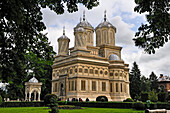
[0,101,44,107]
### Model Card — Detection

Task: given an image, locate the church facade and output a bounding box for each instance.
[51,12,131,101]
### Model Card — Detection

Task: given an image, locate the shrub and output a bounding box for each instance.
[123,98,134,102]
[48,96,59,113]
[149,90,158,102]
[141,92,148,102]
[134,102,145,110]
[44,94,58,106]
[158,92,166,102]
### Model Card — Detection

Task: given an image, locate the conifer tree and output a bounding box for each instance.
[130,62,142,99]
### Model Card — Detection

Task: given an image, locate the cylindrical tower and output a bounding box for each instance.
[74,26,87,50]
[75,11,94,47]
[58,27,70,55]
[95,10,116,47]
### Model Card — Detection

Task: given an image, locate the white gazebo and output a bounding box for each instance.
[25,75,42,101]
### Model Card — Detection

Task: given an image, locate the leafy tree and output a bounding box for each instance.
[148,90,158,102]
[141,76,151,92]
[149,72,158,92]
[133,0,170,54]
[0,0,99,99]
[130,62,142,99]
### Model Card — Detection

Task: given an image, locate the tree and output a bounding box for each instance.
[140,76,151,92]
[0,0,99,99]
[129,62,142,99]
[133,0,170,54]
[149,72,158,92]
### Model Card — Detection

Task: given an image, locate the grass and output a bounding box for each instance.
[0,107,144,113]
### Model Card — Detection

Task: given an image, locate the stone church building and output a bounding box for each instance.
[51,11,130,101]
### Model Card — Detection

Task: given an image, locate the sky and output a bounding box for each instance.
[41,0,170,78]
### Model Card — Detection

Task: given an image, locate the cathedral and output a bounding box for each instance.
[51,11,131,101]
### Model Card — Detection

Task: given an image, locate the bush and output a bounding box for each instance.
[44,94,58,106]
[48,96,59,113]
[141,92,148,102]
[123,98,134,102]
[134,102,145,110]
[158,92,166,102]
[149,90,158,102]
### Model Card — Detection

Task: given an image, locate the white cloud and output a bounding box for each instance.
[42,0,170,78]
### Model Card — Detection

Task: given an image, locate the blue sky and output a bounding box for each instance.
[41,0,170,78]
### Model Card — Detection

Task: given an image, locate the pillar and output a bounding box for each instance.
[29,92,31,101]
[38,92,40,101]
[25,93,27,101]
[34,92,36,101]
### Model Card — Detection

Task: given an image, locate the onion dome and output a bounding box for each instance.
[109,54,120,61]
[75,26,86,32]
[75,11,93,29]
[28,74,38,83]
[96,10,116,32]
[58,27,69,41]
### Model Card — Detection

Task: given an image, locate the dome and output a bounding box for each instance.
[76,21,93,28]
[28,77,38,83]
[58,35,69,39]
[75,26,86,32]
[58,27,70,40]
[109,54,120,61]
[95,10,116,32]
[96,21,116,30]
[75,11,93,30]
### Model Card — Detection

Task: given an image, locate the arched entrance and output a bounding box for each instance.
[60,83,64,96]
[96,96,108,102]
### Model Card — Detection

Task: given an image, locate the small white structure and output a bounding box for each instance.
[25,75,42,101]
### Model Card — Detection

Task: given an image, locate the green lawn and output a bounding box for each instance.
[0,107,144,113]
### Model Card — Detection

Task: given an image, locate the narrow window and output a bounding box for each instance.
[55,83,57,92]
[116,83,118,92]
[105,71,108,75]
[84,69,88,73]
[100,70,103,74]
[70,69,72,74]
[110,83,112,92]
[95,70,98,74]
[92,81,96,91]
[79,68,82,73]
[75,80,77,91]
[71,81,74,91]
[102,82,106,91]
[75,68,77,73]
[69,81,71,91]
[81,80,86,91]
[90,69,93,74]
[121,83,123,92]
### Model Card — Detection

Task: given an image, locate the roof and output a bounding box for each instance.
[158,76,170,82]
[95,10,116,32]
[75,11,93,30]
[58,26,70,40]
[109,54,120,61]
[28,77,39,83]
